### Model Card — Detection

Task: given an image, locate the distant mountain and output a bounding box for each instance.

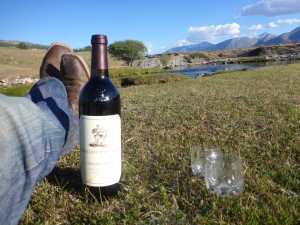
[263,27,300,45]
[207,36,258,51]
[164,27,300,53]
[164,41,214,53]
[254,32,278,46]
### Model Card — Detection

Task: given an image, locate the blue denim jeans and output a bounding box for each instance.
[0,77,79,225]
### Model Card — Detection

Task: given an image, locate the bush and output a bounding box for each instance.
[17,42,29,49]
[121,77,135,87]
[190,52,209,60]
[183,55,192,63]
[113,73,188,87]
[247,47,267,57]
[109,68,164,78]
[159,54,171,67]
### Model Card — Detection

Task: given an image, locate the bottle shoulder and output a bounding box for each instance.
[79,76,120,102]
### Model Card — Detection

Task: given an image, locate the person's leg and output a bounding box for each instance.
[24,77,79,155]
[0,78,78,224]
[0,42,89,224]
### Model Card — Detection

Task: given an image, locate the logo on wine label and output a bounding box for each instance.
[90,124,108,147]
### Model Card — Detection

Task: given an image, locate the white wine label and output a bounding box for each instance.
[79,114,121,187]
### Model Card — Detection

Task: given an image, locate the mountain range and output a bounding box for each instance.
[165,27,300,53]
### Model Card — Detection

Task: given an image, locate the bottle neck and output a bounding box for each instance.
[91,43,109,78]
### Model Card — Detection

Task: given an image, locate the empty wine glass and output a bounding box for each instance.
[190,146,205,179]
[205,152,244,197]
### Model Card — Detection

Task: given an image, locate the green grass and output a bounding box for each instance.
[112,73,188,87]
[3,64,299,224]
[0,84,32,96]
[109,67,165,78]
[108,67,188,87]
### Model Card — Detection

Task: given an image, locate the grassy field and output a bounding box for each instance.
[1,64,300,224]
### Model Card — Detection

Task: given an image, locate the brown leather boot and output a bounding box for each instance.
[40,42,73,79]
[60,53,90,115]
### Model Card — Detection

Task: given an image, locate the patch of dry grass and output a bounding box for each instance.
[0,47,44,78]
[0,47,124,79]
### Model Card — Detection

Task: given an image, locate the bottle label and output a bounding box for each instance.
[79,115,121,187]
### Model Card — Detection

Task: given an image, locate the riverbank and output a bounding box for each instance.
[132,42,300,68]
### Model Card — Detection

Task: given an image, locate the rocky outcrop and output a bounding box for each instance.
[132,57,161,68]
[0,76,39,86]
[132,55,197,68]
[132,42,300,69]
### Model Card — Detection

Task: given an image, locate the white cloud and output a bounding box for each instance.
[237,0,300,17]
[268,22,277,28]
[186,23,240,43]
[176,39,191,47]
[247,24,264,30]
[268,18,300,27]
[277,18,300,24]
[145,42,153,53]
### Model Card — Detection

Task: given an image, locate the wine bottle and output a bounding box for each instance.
[79,34,121,193]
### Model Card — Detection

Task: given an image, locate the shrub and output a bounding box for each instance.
[183,55,192,63]
[113,73,188,87]
[17,42,29,49]
[121,77,135,87]
[247,47,267,57]
[159,54,171,67]
[190,52,208,60]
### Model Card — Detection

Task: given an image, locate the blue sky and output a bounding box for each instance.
[1,0,300,54]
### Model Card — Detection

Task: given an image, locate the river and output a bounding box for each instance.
[167,60,300,78]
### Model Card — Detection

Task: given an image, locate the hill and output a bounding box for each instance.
[0,40,48,49]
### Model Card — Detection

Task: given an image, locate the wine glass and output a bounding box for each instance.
[205,152,244,197]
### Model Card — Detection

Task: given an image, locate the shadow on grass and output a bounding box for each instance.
[46,166,83,194]
[46,166,122,202]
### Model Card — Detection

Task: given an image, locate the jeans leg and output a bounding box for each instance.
[24,77,79,155]
[0,77,79,225]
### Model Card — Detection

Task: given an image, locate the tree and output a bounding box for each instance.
[74,45,92,52]
[17,42,29,49]
[108,40,147,66]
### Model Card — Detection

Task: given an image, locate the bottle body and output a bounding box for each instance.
[79,35,121,188]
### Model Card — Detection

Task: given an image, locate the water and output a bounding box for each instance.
[168,60,300,78]
[169,64,249,78]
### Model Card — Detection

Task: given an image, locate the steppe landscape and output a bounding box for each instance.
[2,42,300,79]
[0,43,299,225]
